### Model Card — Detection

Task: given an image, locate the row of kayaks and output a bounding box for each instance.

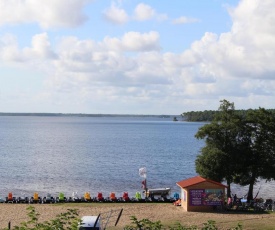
[1,191,180,204]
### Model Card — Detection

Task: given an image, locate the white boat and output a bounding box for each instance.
[145,188,171,196]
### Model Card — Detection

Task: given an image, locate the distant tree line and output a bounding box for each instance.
[182,109,275,122]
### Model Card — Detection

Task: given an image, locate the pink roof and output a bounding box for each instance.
[176,175,227,188]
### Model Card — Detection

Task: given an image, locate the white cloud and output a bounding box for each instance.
[133,3,168,22]
[102,2,167,25]
[172,16,199,25]
[23,33,56,59]
[103,4,129,24]
[133,3,155,21]
[177,0,275,109]
[0,34,22,62]
[0,0,91,28]
[1,0,275,113]
[120,31,160,51]
[102,31,160,52]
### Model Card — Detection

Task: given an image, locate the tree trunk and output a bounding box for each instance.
[226,181,231,198]
[247,175,256,202]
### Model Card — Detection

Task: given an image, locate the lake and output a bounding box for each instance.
[0,116,274,199]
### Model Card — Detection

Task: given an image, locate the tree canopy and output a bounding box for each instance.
[195,100,275,201]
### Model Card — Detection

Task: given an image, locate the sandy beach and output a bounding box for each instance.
[0,203,274,229]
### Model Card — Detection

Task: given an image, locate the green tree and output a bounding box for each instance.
[233,108,275,201]
[195,100,243,197]
[195,146,227,183]
[195,100,275,201]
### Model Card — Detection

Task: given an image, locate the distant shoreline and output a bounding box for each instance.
[0,113,174,118]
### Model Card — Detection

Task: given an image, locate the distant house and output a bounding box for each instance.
[176,176,227,212]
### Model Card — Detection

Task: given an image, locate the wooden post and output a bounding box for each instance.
[145,179,148,198]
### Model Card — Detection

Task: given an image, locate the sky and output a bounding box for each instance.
[0,0,274,115]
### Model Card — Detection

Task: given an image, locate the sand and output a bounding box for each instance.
[0,203,274,229]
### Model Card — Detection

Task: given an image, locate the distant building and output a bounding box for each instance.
[176,176,227,212]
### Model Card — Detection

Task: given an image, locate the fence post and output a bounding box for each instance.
[8,221,11,229]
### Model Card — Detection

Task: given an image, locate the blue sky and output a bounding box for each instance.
[0,0,274,115]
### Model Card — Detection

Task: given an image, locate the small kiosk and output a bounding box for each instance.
[176,176,227,212]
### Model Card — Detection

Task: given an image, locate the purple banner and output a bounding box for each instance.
[190,189,223,206]
[190,189,204,206]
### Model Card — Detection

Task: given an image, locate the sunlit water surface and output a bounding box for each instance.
[0,116,274,199]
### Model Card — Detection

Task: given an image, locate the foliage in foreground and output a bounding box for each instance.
[4,206,243,230]
[4,206,80,230]
[123,216,243,230]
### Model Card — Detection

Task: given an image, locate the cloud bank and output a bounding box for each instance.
[0,0,275,113]
[0,0,91,28]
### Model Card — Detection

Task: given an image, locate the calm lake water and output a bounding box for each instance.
[0,116,274,199]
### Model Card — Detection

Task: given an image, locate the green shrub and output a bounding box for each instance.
[123,216,242,230]
[4,207,242,230]
[124,216,163,230]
